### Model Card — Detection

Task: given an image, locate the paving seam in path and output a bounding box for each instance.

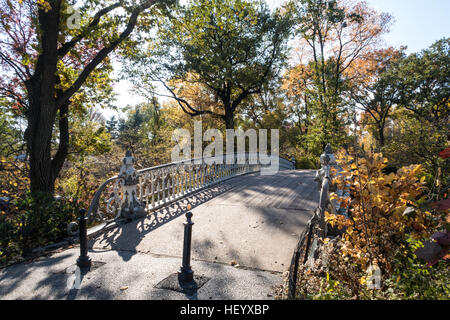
[91,243,285,275]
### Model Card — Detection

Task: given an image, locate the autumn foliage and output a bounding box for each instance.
[0,157,29,203]
[325,150,434,276]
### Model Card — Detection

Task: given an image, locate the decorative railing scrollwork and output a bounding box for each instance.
[67,152,295,236]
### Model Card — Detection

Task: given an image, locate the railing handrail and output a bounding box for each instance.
[136,152,293,173]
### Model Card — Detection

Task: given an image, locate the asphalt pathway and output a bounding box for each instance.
[0,170,318,300]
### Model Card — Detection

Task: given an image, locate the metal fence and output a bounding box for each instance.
[68,152,295,235]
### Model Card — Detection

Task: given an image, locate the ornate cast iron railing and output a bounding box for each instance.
[314,144,350,237]
[67,152,295,235]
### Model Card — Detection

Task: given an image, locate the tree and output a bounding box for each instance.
[56,106,112,205]
[0,0,173,194]
[287,0,392,149]
[115,100,172,167]
[106,116,120,140]
[348,47,404,148]
[0,99,25,158]
[393,38,450,129]
[381,108,448,174]
[283,62,314,138]
[127,0,293,129]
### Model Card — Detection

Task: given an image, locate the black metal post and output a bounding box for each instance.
[77,208,91,270]
[178,211,194,283]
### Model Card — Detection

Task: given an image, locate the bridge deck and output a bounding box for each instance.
[91,170,319,273]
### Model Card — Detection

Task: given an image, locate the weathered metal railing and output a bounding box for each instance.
[68,152,295,235]
[287,144,350,299]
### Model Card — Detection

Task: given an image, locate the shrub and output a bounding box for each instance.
[383,237,450,299]
[0,192,77,265]
[316,149,450,299]
[294,155,319,170]
[326,150,432,273]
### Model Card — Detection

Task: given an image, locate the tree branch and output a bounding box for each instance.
[0,52,28,82]
[56,0,160,108]
[157,79,222,118]
[57,1,123,58]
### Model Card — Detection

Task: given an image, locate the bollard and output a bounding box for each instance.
[178,211,194,283]
[77,208,91,270]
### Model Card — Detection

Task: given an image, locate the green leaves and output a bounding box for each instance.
[392,38,450,127]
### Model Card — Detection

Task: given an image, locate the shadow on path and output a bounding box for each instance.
[91,180,241,262]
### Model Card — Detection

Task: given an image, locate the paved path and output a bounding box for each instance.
[0,170,318,300]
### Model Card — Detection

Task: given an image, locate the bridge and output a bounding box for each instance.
[0,151,335,300]
[68,152,320,273]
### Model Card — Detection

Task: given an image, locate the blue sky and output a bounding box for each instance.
[110,0,450,117]
[364,0,450,53]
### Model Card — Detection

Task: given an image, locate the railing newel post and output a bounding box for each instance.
[315,144,337,238]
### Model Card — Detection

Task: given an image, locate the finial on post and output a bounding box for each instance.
[320,144,336,167]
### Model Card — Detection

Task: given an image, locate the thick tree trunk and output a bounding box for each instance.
[25,1,61,195]
[223,100,235,129]
[22,0,155,195]
[224,111,235,129]
[25,93,60,194]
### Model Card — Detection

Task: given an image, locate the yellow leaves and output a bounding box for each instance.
[326,211,351,230]
[329,193,339,201]
[325,211,336,227]
[378,218,387,227]
[412,164,423,176]
[0,157,28,202]
[330,149,433,275]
